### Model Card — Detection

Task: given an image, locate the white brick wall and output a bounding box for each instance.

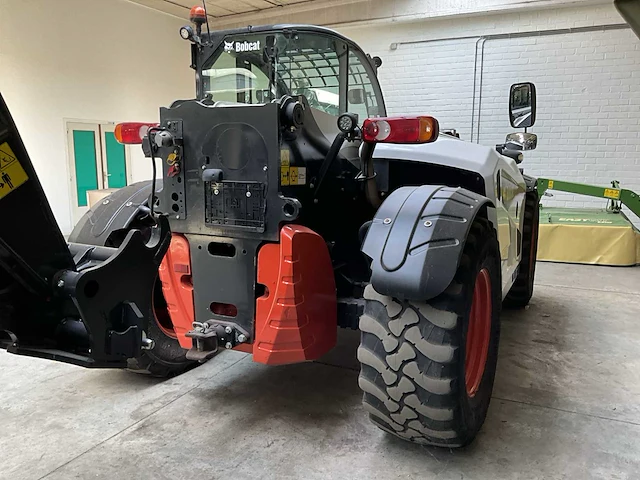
[340,4,640,226]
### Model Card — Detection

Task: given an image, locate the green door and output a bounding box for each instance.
[104,130,127,188]
[72,129,99,208]
[68,122,129,225]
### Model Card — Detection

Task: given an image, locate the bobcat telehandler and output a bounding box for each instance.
[0,7,543,447]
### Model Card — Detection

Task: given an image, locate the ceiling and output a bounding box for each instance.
[126,0,316,20]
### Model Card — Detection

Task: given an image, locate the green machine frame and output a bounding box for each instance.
[537,178,640,218]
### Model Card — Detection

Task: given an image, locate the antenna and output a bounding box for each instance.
[202,0,211,40]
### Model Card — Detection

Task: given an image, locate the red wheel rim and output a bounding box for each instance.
[465,268,492,397]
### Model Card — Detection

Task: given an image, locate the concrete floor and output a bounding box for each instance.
[1,262,640,480]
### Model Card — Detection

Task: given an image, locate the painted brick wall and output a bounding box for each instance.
[340,4,640,225]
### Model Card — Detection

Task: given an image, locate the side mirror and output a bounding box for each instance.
[505,132,538,151]
[348,88,365,105]
[509,82,536,129]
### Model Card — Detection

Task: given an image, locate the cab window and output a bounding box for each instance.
[348,51,382,118]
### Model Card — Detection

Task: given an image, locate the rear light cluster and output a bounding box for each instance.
[362,116,439,144]
[114,122,159,144]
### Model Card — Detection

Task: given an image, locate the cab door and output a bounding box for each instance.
[496,168,526,290]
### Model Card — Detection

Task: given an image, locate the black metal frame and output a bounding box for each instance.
[0,93,171,367]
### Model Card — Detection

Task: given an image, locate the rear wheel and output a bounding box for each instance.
[504,191,539,308]
[126,279,196,377]
[70,187,197,378]
[358,218,501,447]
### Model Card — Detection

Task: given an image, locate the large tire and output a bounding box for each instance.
[503,191,539,308]
[125,279,197,377]
[358,218,501,447]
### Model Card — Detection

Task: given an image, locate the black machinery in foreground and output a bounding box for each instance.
[0,94,171,368]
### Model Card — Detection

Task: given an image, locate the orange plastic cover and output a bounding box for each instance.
[158,234,194,349]
[254,225,337,365]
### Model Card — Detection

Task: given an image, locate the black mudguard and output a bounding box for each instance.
[69,180,161,246]
[362,185,494,301]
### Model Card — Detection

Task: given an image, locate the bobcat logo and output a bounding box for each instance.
[224,40,234,52]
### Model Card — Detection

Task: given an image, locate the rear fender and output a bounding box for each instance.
[68,180,162,246]
[362,185,494,301]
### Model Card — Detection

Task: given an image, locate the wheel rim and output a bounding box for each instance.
[465,268,492,398]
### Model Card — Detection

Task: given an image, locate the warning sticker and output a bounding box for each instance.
[603,188,621,200]
[0,142,28,200]
[548,180,554,189]
[280,149,290,167]
[280,149,306,186]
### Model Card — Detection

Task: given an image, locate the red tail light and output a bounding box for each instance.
[114,122,158,145]
[362,116,439,144]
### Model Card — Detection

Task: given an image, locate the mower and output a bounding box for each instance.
[0,7,543,447]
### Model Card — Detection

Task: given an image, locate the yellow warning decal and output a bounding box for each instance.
[280,149,290,186]
[0,142,29,200]
[603,188,621,200]
[548,180,554,189]
[280,149,306,186]
[280,149,290,167]
[290,167,299,185]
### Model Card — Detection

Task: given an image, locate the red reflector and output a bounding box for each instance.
[114,122,158,145]
[362,116,439,144]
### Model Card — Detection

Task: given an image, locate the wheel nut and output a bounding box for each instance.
[56,279,65,288]
[224,326,233,334]
[225,342,233,349]
[238,334,247,343]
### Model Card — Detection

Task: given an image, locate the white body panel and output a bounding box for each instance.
[373,135,527,298]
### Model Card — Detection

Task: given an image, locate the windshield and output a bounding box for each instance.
[201,31,385,118]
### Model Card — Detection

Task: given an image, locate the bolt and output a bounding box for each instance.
[102,199,110,205]
[263,165,268,171]
[224,326,233,334]
[141,338,155,350]
[56,279,65,288]
[424,220,433,227]
[175,215,180,220]
[214,189,219,195]
[201,165,206,170]
[309,183,315,189]
[238,334,247,343]
[225,342,233,349]
[246,191,252,198]
[313,198,319,204]
[383,218,392,225]
[125,201,133,207]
